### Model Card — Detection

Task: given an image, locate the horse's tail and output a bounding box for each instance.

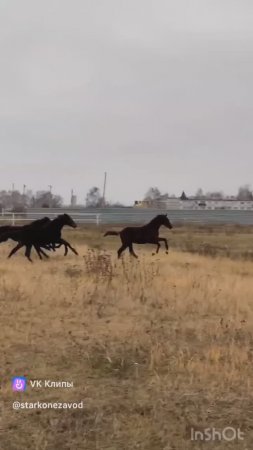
[104,231,119,237]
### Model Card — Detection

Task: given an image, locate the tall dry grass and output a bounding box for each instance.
[1,236,253,449]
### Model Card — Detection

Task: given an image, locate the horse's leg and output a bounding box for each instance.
[63,243,68,256]
[129,243,138,258]
[25,244,33,263]
[44,244,54,252]
[40,246,50,258]
[48,243,60,252]
[64,240,77,255]
[117,244,127,258]
[53,239,68,256]
[151,240,160,255]
[34,245,49,259]
[8,242,24,259]
[156,242,161,254]
[34,245,43,260]
[51,243,61,251]
[158,237,169,254]
[58,238,78,256]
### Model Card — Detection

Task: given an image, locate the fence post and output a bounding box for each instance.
[12,213,15,225]
[96,214,100,226]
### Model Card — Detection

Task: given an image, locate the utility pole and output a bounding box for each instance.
[23,184,26,196]
[48,185,53,208]
[102,172,107,207]
[11,183,15,209]
[71,189,77,207]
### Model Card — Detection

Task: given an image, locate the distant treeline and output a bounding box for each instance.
[143,185,253,202]
[1,183,252,212]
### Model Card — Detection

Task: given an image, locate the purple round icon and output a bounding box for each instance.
[12,377,27,392]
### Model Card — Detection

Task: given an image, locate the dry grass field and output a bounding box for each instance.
[1,224,253,449]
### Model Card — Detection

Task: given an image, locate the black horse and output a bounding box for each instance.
[5,219,71,260]
[104,214,173,258]
[0,214,78,262]
[0,218,54,260]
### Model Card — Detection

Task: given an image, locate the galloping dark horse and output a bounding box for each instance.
[0,217,53,260]
[0,214,78,262]
[104,214,173,258]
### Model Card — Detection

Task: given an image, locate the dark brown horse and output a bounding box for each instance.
[104,214,173,258]
[0,214,78,262]
[0,218,52,260]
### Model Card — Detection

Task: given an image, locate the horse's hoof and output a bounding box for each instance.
[166,251,168,254]
[152,253,155,256]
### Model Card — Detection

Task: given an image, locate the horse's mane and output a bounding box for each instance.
[145,215,165,226]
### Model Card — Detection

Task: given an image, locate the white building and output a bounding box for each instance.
[134,198,253,210]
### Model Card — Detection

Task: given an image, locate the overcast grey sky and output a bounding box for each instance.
[0,0,252,204]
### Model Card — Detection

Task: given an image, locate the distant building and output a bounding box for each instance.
[134,198,181,209]
[134,200,153,208]
[134,197,253,210]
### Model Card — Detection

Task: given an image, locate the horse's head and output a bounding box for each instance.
[61,213,77,228]
[160,214,173,229]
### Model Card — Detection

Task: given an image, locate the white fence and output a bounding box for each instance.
[1,209,253,226]
[0,212,102,226]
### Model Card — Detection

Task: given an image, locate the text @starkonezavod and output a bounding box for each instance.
[13,401,84,410]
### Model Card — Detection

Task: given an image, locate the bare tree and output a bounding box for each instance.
[86,187,103,207]
[237,185,253,200]
[144,187,161,201]
[0,189,29,211]
[205,191,224,199]
[144,187,168,201]
[33,191,63,208]
[195,188,205,198]
[0,187,63,210]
